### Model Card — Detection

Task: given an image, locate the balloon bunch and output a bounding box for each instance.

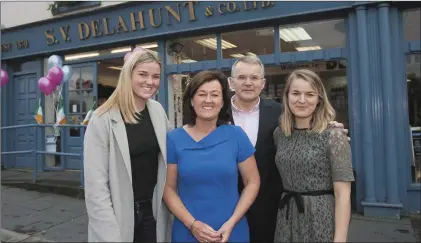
[123,47,148,62]
[0,68,8,87]
[38,55,73,96]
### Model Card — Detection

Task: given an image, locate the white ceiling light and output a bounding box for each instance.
[65,52,99,61]
[195,38,237,50]
[230,54,245,58]
[111,47,131,53]
[295,46,321,51]
[279,27,312,42]
[107,66,122,71]
[137,43,158,49]
[246,52,256,56]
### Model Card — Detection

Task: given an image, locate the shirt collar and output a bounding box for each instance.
[231,95,260,113]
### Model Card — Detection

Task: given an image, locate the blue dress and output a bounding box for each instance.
[167,124,256,242]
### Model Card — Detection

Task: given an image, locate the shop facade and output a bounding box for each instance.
[1,1,420,217]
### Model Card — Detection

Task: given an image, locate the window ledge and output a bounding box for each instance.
[408,183,421,191]
[53,1,101,16]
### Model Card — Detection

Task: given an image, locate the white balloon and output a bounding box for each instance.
[61,65,73,83]
[47,55,63,70]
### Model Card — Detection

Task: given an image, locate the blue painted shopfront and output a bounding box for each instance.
[1,1,420,217]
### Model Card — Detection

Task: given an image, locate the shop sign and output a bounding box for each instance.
[43,1,275,46]
[278,60,347,74]
[1,40,30,52]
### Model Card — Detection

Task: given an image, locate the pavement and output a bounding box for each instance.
[1,186,87,242]
[1,168,420,242]
[1,185,419,242]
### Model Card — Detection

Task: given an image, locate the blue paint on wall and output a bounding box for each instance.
[1,1,355,60]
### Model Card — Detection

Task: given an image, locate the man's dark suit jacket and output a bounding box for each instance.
[230,98,283,243]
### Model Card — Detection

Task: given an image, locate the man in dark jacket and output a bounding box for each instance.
[228,56,283,243]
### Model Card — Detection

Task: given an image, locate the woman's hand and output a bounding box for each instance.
[217,220,235,242]
[191,220,222,242]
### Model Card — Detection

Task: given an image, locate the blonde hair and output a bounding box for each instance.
[95,50,161,124]
[280,69,335,136]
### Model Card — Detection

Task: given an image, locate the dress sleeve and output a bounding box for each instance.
[167,133,177,164]
[235,126,256,163]
[273,126,281,149]
[327,128,355,182]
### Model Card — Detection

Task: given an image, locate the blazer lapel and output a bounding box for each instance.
[110,108,132,183]
[147,101,167,163]
[255,99,270,149]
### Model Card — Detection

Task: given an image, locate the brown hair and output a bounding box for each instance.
[280,68,335,136]
[183,70,231,126]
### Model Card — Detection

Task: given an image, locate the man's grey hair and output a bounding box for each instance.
[231,56,265,78]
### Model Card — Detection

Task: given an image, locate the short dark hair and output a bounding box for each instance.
[183,70,232,126]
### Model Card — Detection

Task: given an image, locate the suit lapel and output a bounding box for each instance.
[147,101,167,164]
[110,108,132,183]
[255,99,270,150]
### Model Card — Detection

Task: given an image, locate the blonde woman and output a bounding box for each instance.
[273,69,354,242]
[83,50,172,243]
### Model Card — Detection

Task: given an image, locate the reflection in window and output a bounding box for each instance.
[260,61,348,126]
[221,27,274,59]
[168,35,217,64]
[169,73,197,128]
[279,19,345,52]
[407,53,421,183]
[403,8,421,41]
[68,66,94,136]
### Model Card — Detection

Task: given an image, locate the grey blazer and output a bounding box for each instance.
[83,99,173,242]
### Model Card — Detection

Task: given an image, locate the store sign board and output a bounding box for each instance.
[1,1,354,60]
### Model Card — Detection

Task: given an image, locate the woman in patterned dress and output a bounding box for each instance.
[273,69,354,242]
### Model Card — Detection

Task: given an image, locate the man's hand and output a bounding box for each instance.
[328,121,350,142]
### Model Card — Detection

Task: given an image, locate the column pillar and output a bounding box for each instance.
[355,6,377,203]
[350,4,404,218]
[378,3,401,205]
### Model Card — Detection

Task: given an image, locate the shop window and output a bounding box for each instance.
[68,66,95,136]
[403,8,421,41]
[168,73,198,128]
[261,60,348,126]
[221,27,275,59]
[407,53,421,183]
[278,19,345,53]
[168,35,217,64]
[136,42,158,52]
[64,42,157,62]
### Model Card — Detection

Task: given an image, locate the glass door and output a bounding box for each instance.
[64,62,97,170]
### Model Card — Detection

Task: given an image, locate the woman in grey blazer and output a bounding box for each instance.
[83,50,172,242]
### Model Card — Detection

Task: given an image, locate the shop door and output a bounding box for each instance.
[13,73,39,168]
[64,63,97,170]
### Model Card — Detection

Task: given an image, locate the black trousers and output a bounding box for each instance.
[133,200,156,243]
[246,194,279,243]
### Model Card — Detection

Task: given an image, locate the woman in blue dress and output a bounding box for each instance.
[163,70,260,242]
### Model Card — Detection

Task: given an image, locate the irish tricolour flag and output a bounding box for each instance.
[55,93,66,126]
[81,101,96,125]
[34,98,43,124]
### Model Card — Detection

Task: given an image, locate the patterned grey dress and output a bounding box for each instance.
[273,127,354,242]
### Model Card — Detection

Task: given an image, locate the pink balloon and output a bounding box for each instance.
[46,66,64,86]
[38,77,56,95]
[45,81,57,95]
[1,69,8,87]
[38,77,49,94]
[124,52,133,62]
